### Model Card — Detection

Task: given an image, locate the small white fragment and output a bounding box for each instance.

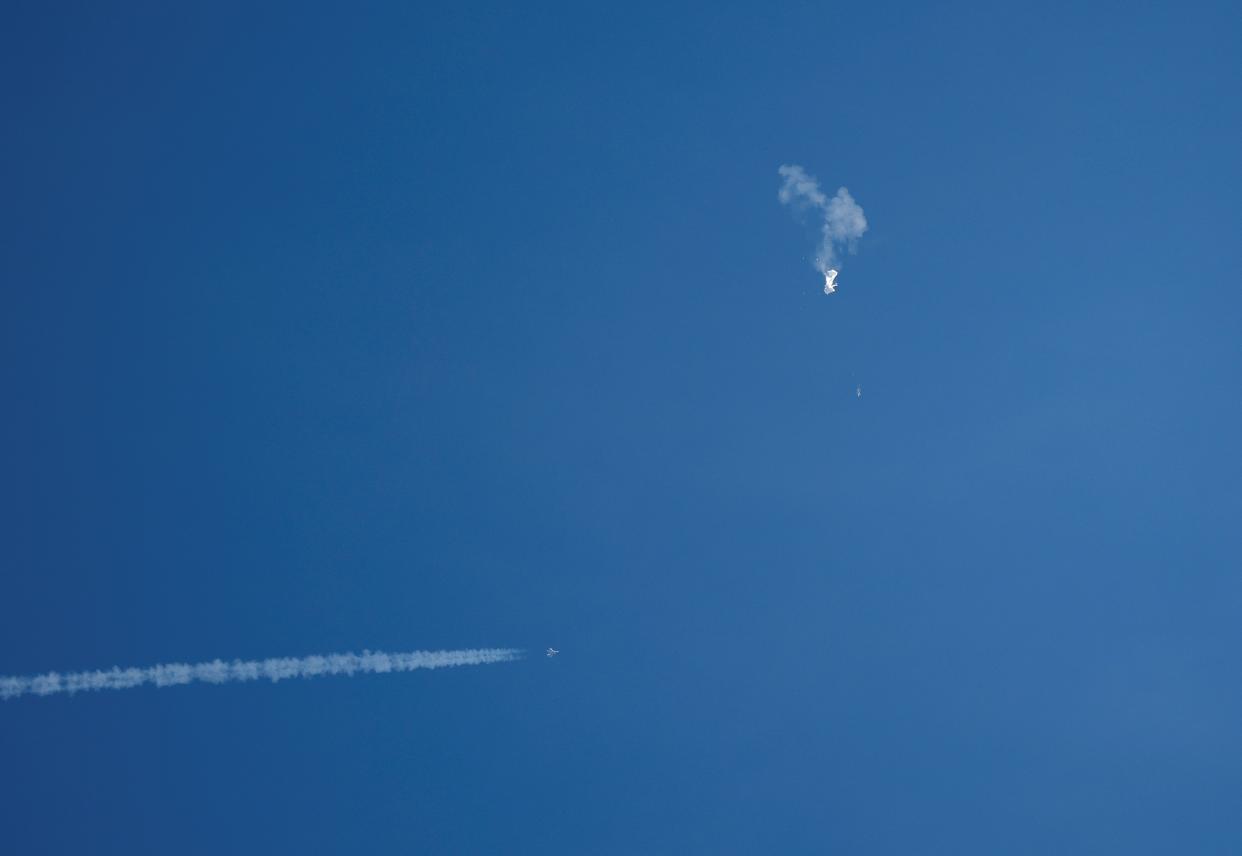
[823,269,838,294]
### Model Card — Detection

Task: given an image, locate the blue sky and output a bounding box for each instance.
[2,1,1240,852]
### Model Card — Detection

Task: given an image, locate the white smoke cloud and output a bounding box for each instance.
[777,164,828,209]
[777,164,868,281]
[0,648,523,701]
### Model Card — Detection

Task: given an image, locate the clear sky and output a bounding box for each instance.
[2,2,1240,853]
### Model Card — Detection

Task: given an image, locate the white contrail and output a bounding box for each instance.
[777,164,868,292]
[0,648,523,701]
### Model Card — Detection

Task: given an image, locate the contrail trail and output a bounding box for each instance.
[0,648,523,701]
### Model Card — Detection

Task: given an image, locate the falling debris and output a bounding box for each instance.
[856,385,862,398]
[824,269,838,294]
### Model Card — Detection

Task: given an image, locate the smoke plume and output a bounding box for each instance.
[777,164,868,280]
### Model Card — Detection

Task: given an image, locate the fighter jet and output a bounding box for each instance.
[823,269,838,294]
[546,648,559,657]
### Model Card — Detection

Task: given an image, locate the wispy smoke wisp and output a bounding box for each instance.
[777,164,868,277]
[0,648,523,701]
